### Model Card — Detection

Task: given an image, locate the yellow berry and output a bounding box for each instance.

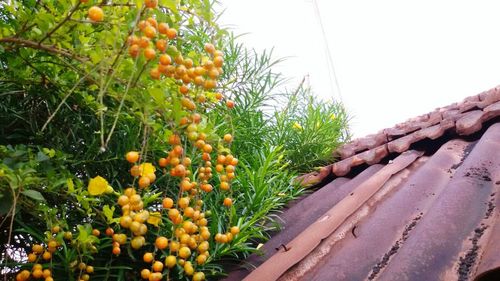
[178,246,191,259]
[143,252,154,263]
[165,255,176,268]
[88,6,104,22]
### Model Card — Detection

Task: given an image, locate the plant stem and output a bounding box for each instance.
[103,52,140,148]
[40,74,91,132]
[38,1,81,44]
[0,37,86,62]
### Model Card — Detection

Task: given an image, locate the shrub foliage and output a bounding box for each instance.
[0,1,349,280]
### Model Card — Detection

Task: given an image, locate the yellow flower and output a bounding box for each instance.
[147,212,162,227]
[88,176,109,196]
[330,113,336,121]
[140,162,156,176]
[292,122,303,130]
[105,184,114,194]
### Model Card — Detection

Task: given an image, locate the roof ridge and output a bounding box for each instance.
[296,85,500,186]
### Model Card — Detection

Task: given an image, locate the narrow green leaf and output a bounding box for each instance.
[32,27,42,35]
[67,178,75,193]
[22,190,46,201]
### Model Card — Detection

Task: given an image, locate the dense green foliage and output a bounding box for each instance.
[0,1,349,280]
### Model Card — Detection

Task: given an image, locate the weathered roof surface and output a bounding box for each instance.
[296,86,500,186]
[225,86,500,281]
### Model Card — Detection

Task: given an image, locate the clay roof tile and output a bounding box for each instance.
[226,86,500,281]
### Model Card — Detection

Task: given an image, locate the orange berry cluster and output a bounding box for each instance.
[127,15,226,92]
[159,131,238,207]
[116,187,149,253]
[156,195,211,279]
[214,225,240,244]
[15,264,53,281]
[19,242,56,281]
[16,2,241,280]
[122,149,240,280]
[125,10,233,122]
[127,151,158,189]
[18,226,98,281]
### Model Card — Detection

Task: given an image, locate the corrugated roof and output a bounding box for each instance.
[225,86,500,281]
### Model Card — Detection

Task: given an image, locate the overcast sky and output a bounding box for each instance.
[218,0,500,137]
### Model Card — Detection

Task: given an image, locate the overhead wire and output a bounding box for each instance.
[311,0,343,102]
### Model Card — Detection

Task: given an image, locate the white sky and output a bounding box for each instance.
[217,0,500,137]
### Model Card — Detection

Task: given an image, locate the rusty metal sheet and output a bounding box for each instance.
[473,185,500,281]
[375,123,500,281]
[243,151,423,281]
[223,165,383,281]
[232,88,500,281]
[283,139,471,281]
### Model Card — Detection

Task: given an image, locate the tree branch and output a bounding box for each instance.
[38,1,81,44]
[110,6,145,70]
[14,0,42,38]
[0,37,87,62]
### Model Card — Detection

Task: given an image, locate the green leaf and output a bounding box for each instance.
[163,129,173,141]
[160,0,178,14]
[103,205,116,224]
[67,178,75,193]
[76,224,89,242]
[36,151,49,162]
[32,27,42,35]
[43,148,56,158]
[172,95,182,123]
[90,51,103,64]
[148,88,164,104]
[22,190,46,201]
[143,192,162,206]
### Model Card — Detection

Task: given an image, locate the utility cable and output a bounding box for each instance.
[312,0,343,102]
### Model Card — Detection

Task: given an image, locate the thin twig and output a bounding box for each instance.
[103,58,140,148]
[110,7,145,70]
[19,56,56,86]
[39,1,81,44]
[101,2,136,7]
[96,52,128,151]
[3,188,20,281]
[14,0,42,37]
[15,23,37,37]
[40,74,91,132]
[131,61,150,88]
[0,37,87,62]
[98,67,106,151]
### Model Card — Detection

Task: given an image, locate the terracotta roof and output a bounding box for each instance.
[224,86,500,281]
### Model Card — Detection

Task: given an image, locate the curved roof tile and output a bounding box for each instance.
[226,86,500,281]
